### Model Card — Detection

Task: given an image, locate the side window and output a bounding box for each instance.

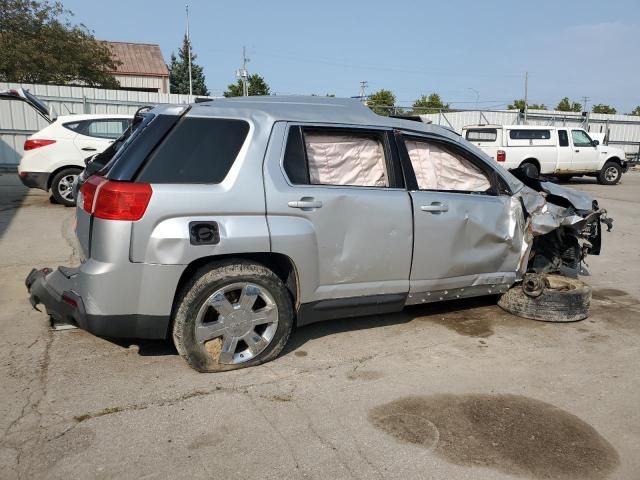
[571,130,593,147]
[558,130,569,147]
[509,129,551,140]
[62,121,84,133]
[465,129,497,142]
[283,127,389,188]
[84,119,128,139]
[137,117,249,184]
[404,137,492,193]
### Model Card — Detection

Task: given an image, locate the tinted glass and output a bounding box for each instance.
[283,126,309,184]
[137,117,249,184]
[509,129,551,140]
[63,121,84,132]
[558,130,569,147]
[571,130,593,147]
[466,129,497,142]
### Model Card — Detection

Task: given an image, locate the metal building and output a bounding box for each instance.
[102,41,171,94]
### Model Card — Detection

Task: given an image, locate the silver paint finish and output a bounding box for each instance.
[195,282,278,364]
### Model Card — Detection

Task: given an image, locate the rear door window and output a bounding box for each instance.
[283,127,390,188]
[137,117,249,184]
[83,119,130,139]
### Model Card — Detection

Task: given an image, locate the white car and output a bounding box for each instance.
[461,124,628,185]
[2,88,132,206]
[19,114,132,206]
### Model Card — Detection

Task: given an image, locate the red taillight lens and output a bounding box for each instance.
[496,150,506,162]
[93,181,152,221]
[24,139,56,150]
[79,176,152,221]
[79,175,107,213]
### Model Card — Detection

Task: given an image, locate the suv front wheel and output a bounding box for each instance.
[172,261,294,372]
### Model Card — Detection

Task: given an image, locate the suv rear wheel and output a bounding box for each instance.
[51,167,82,207]
[172,260,294,372]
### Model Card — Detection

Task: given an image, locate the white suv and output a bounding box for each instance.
[18,113,132,206]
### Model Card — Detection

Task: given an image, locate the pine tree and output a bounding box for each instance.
[169,35,209,95]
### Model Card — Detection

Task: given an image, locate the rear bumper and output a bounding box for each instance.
[26,267,170,339]
[18,171,50,191]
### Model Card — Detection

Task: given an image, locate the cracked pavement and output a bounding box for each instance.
[1,172,639,479]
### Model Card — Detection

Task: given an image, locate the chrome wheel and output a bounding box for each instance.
[57,174,77,201]
[195,282,278,365]
[604,166,619,183]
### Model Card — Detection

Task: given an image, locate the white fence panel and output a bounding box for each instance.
[0,82,211,166]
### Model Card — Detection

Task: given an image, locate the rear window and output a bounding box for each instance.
[509,129,551,140]
[136,117,249,184]
[465,129,497,142]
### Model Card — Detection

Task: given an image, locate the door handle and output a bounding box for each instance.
[288,198,322,210]
[81,147,97,151]
[574,150,580,153]
[421,202,448,213]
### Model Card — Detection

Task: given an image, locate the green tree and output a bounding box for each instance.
[630,106,640,116]
[0,0,120,87]
[169,35,209,95]
[223,74,270,97]
[508,99,546,110]
[412,93,450,113]
[592,104,617,114]
[366,89,396,116]
[556,97,582,112]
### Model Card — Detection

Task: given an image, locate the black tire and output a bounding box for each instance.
[597,161,622,185]
[520,161,540,179]
[50,167,82,207]
[497,275,591,322]
[172,260,294,372]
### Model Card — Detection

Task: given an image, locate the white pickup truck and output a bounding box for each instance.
[462,124,628,185]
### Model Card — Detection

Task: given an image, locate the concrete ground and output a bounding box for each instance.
[0,172,638,480]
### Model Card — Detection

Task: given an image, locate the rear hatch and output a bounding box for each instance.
[0,88,52,123]
[74,105,188,260]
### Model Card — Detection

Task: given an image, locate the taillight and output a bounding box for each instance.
[79,176,152,221]
[496,150,506,162]
[79,175,107,213]
[24,139,56,150]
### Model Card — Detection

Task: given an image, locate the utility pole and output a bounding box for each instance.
[523,71,528,123]
[359,81,368,102]
[581,96,590,112]
[185,4,193,97]
[236,46,250,96]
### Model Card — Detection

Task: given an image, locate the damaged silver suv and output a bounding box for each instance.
[26,97,610,372]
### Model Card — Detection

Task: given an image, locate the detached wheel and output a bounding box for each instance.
[51,167,82,207]
[172,261,294,372]
[498,275,591,322]
[597,161,622,185]
[520,161,540,179]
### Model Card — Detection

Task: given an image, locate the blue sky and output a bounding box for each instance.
[62,0,639,112]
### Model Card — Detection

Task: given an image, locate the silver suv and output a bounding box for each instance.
[26,97,608,372]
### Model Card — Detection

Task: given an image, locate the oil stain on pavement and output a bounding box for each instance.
[369,394,619,479]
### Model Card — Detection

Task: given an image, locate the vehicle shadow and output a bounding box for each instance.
[281,295,500,355]
[0,168,29,240]
[102,296,500,358]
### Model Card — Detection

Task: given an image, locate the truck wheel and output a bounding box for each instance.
[172,260,294,372]
[597,161,622,185]
[498,274,591,322]
[520,161,539,179]
[50,167,82,207]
